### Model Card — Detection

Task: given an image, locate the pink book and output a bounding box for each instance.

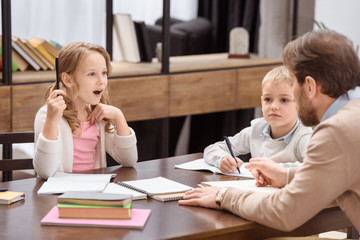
[41,206,151,229]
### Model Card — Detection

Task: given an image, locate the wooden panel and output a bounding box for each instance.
[169,53,282,73]
[12,83,52,132]
[108,75,169,122]
[0,86,11,132]
[170,70,236,116]
[235,65,281,109]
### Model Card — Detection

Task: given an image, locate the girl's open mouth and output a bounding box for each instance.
[93,90,103,95]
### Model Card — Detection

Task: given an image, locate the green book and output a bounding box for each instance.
[0,46,19,72]
[57,202,132,219]
[57,191,132,207]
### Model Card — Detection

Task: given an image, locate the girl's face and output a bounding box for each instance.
[71,51,108,107]
[261,81,298,130]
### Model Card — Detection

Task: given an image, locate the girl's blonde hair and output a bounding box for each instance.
[262,65,292,91]
[45,42,114,134]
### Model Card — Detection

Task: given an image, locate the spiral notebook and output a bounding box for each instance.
[103,177,193,202]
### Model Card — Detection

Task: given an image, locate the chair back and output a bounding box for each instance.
[0,131,34,182]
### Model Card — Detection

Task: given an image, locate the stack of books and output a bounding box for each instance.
[41,190,151,229]
[57,191,133,219]
[0,35,62,72]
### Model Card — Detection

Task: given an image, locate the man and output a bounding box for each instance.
[179,30,360,233]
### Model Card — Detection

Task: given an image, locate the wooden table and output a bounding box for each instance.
[0,153,352,240]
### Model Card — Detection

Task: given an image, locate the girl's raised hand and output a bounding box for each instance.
[43,89,66,140]
[46,90,66,123]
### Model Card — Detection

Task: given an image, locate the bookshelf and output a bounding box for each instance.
[0,0,281,158]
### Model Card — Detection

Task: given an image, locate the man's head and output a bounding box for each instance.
[283,30,360,125]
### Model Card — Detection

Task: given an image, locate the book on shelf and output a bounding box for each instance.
[134,21,153,62]
[11,48,29,71]
[11,37,41,71]
[22,39,52,70]
[113,14,141,63]
[37,172,116,195]
[41,206,151,229]
[0,191,25,204]
[57,201,132,219]
[57,191,132,207]
[0,35,19,72]
[30,37,59,58]
[15,37,48,70]
[174,158,254,178]
[49,40,63,50]
[28,37,56,66]
[103,176,193,202]
[201,179,280,194]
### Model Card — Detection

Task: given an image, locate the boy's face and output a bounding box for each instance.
[261,81,298,129]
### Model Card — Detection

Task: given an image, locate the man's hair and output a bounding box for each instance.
[283,29,360,98]
[262,65,292,90]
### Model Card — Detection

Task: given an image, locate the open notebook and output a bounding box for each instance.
[103,177,193,202]
[37,172,116,195]
[175,158,254,178]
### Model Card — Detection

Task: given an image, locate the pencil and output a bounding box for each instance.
[223,136,241,174]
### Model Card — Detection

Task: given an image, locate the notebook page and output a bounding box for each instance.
[122,177,193,195]
[103,183,147,200]
[48,172,115,182]
[175,158,254,178]
[37,182,107,195]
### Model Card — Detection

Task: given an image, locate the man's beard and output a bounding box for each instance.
[297,88,319,126]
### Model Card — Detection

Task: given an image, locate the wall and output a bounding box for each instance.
[315,0,360,51]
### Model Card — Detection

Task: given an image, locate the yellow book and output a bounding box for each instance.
[28,37,55,66]
[0,191,25,204]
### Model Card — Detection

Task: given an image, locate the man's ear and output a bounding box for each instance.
[61,72,73,88]
[304,76,319,99]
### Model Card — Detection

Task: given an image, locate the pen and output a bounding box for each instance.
[223,136,241,174]
[55,57,60,90]
[0,187,8,192]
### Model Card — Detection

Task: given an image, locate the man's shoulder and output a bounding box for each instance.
[317,98,360,137]
[327,98,360,125]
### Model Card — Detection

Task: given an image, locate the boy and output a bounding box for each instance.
[204,66,312,173]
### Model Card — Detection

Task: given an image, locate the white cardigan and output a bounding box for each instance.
[34,106,138,179]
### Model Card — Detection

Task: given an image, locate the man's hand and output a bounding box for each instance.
[245,157,287,188]
[178,186,221,209]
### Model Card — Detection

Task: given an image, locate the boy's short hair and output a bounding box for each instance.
[262,65,292,90]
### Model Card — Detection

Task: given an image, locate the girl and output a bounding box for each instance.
[34,42,138,179]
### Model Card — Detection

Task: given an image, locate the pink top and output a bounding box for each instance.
[72,121,100,172]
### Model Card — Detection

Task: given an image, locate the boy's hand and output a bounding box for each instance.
[219,155,243,173]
